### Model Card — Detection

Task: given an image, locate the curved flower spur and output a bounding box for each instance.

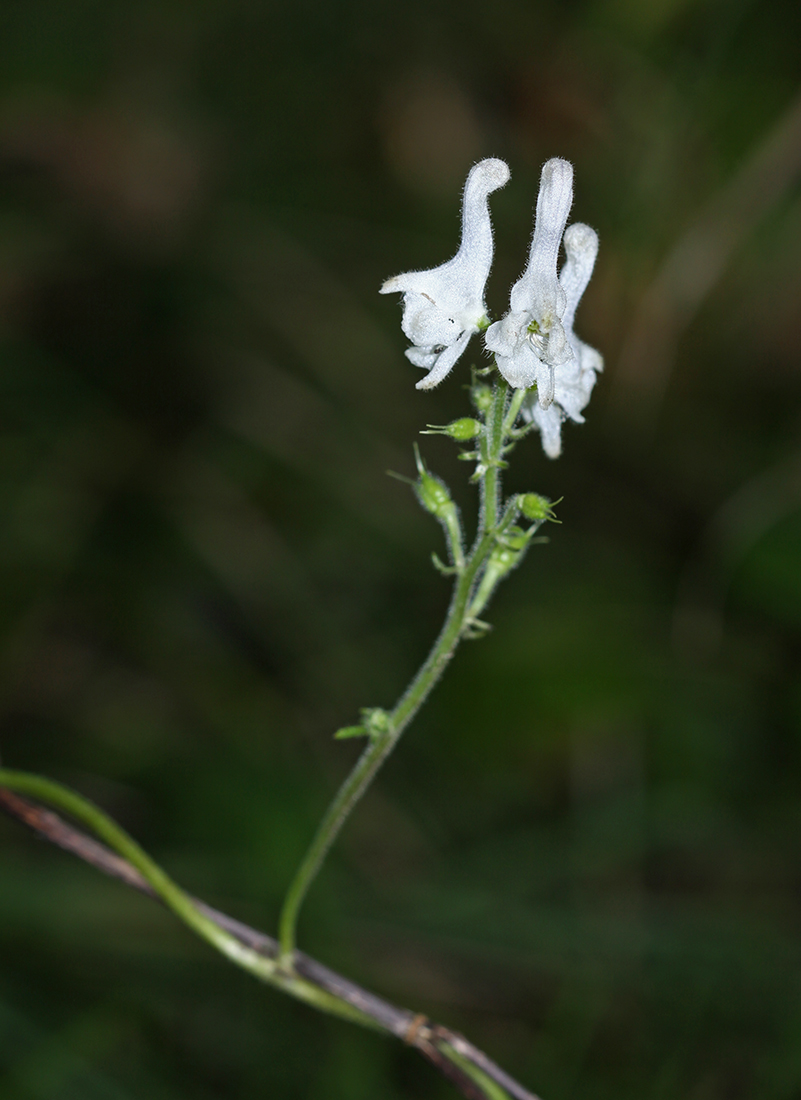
[380,157,510,390]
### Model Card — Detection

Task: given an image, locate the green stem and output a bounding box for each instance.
[466,502,532,625]
[481,378,509,533]
[278,380,511,960]
[0,768,379,1031]
[278,527,494,959]
[441,506,466,571]
[503,388,527,437]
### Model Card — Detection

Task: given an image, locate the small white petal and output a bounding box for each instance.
[497,343,543,389]
[405,346,438,370]
[542,319,571,366]
[414,330,474,390]
[535,360,555,408]
[484,312,527,359]
[400,293,463,347]
[528,402,564,459]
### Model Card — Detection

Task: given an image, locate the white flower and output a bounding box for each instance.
[522,222,602,458]
[484,157,574,401]
[380,157,510,390]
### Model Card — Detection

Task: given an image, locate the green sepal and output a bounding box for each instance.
[334,725,368,740]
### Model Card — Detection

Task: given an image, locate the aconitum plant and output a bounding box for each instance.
[0,155,600,1100]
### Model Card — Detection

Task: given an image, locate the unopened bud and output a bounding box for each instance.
[414,445,454,517]
[421,418,481,441]
[487,543,518,574]
[503,525,528,551]
[334,707,392,741]
[445,418,481,441]
[519,493,555,521]
[363,707,391,739]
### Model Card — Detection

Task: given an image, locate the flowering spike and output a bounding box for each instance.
[380,158,510,390]
[484,158,574,399]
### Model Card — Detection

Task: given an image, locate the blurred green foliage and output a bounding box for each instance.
[0,0,800,1097]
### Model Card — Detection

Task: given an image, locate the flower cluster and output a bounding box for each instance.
[381,157,601,458]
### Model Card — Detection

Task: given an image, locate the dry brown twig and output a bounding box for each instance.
[0,786,540,1100]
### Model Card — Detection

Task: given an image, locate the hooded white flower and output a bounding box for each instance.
[522,221,602,458]
[380,157,510,390]
[484,157,575,402]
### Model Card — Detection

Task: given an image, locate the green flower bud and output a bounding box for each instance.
[487,542,518,574]
[503,525,528,551]
[334,707,392,741]
[445,418,482,441]
[519,493,555,521]
[421,418,481,441]
[361,707,391,738]
[414,445,454,517]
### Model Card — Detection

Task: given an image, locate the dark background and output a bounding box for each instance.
[0,1,800,1097]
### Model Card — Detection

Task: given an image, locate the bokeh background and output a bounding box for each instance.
[0,1,800,1097]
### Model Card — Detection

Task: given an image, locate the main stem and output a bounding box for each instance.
[278,380,510,960]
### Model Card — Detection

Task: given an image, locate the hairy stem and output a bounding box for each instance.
[278,378,512,960]
[503,388,527,437]
[481,379,509,533]
[278,524,495,958]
